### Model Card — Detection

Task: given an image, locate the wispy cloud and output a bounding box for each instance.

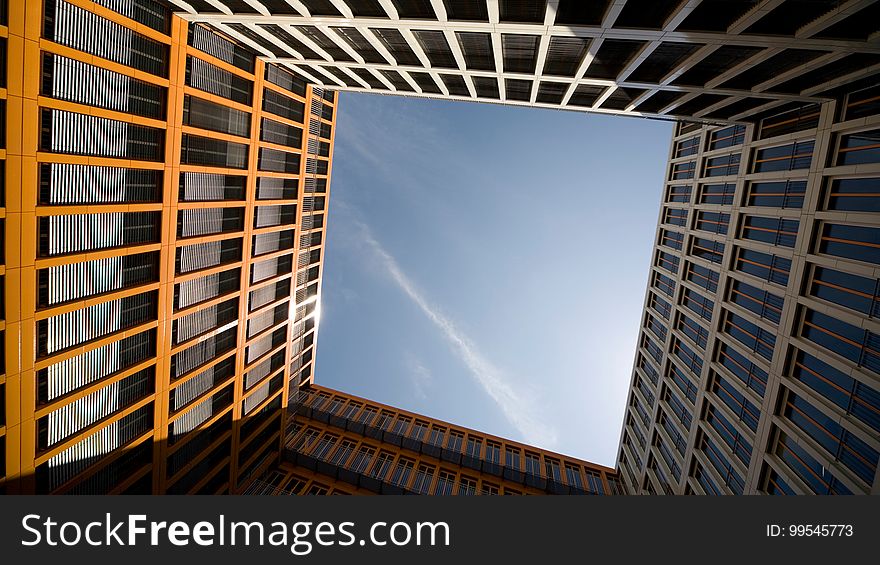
[351,217,558,447]
[404,354,433,401]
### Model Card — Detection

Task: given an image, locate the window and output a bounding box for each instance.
[844,83,880,120]
[818,223,880,266]
[655,434,682,482]
[341,401,362,420]
[710,370,759,433]
[638,355,659,386]
[565,464,583,489]
[657,250,680,274]
[358,406,378,425]
[774,430,852,495]
[801,308,880,375]
[709,124,745,150]
[648,293,672,321]
[668,361,699,403]
[723,311,776,361]
[635,375,655,406]
[675,136,699,158]
[758,104,820,139]
[428,426,446,446]
[658,410,687,455]
[389,458,415,487]
[716,343,767,398]
[458,476,477,495]
[753,140,814,172]
[410,420,429,441]
[310,434,338,460]
[694,211,730,235]
[677,312,709,349]
[664,207,688,227]
[823,177,880,212]
[734,247,790,287]
[741,216,799,248]
[447,430,464,451]
[370,451,395,480]
[698,433,744,494]
[728,279,784,325]
[671,160,696,180]
[762,467,796,495]
[666,185,691,203]
[412,464,435,494]
[326,396,345,415]
[646,312,667,342]
[387,415,409,435]
[684,261,720,293]
[789,349,879,433]
[699,182,736,205]
[544,458,562,482]
[642,333,663,364]
[505,446,521,470]
[465,436,482,458]
[836,128,880,165]
[782,390,878,484]
[375,410,394,430]
[660,229,684,250]
[704,153,740,177]
[585,470,605,495]
[485,441,501,464]
[350,445,375,473]
[329,440,356,466]
[653,272,676,297]
[524,452,541,476]
[704,403,752,465]
[682,287,714,321]
[690,237,725,264]
[435,471,455,495]
[481,482,500,495]
[310,392,330,409]
[747,180,806,208]
[663,385,693,430]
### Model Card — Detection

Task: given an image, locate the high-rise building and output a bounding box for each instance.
[2,0,335,494]
[1,0,879,495]
[619,90,880,495]
[246,384,623,495]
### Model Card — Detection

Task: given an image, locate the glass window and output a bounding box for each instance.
[734,247,790,287]
[638,354,659,386]
[740,215,799,248]
[704,153,740,177]
[465,436,482,458]
[545,458,562,482]
[762,467,797,495]
[505,446,521,470]
[435,471,455,495]
[642,332,663,364]
[664,207,688,227]
[392,415,411,435]
[709,370,760,432]
[358,406,378,424]
[565,464,583,489]
[671,160,696,180]
[699,182,736,205]
[663,385,693,430]
[481,482,500,495]
[370,451,395,480]
[350,445,375,473]
[698,433,744,494]
[658,409,687,455]
[747,180,806,208]
[775,430,852,495]
[818,222,880,266]
[709,124,746,150]
[790,349,880,433]
[428,426,446,446]
[676,311,709,350]
[447,430,463,451]
[376,410,395,430]
[486,441,501,464]
[649,292,672,320]
[723,310,776,361]
[728,279,784,325]
[524,452,541,476]
[801,308,880,375]
[389,458,415,487]
[311,434,338,460]
[684,261,719,293]
[646,312,667,342]
[657,250,680,274]
[717,343,768,398]
[675,135,699,158]
[836,129,880,166]
[824,177,880,212]
[653,272,676,297]
[783,390,878,484]
[458,476,477,495]
[810,264,880,316]
[704,403,752,465]
[341,401,361,420]
[753,140,813,172]
[412,464,435,494]
[844,83,880,120]
[758,105,819,139]
[694,211,730,236]
[668,361,698,404]
[690,236,725,264]
[660,228,684,250]
[410,420,429,441]
[682,287,714,321]
[666,185,691,203]
[329,439,356,466]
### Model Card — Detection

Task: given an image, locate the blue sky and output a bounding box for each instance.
[314,92,672,467]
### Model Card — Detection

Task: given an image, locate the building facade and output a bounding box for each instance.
[1,0,334,494]
[619,92,880,495]
[2,0,880,495]
[247,384,623,495]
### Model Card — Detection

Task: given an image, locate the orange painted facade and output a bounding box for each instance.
[0,1,334,494]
